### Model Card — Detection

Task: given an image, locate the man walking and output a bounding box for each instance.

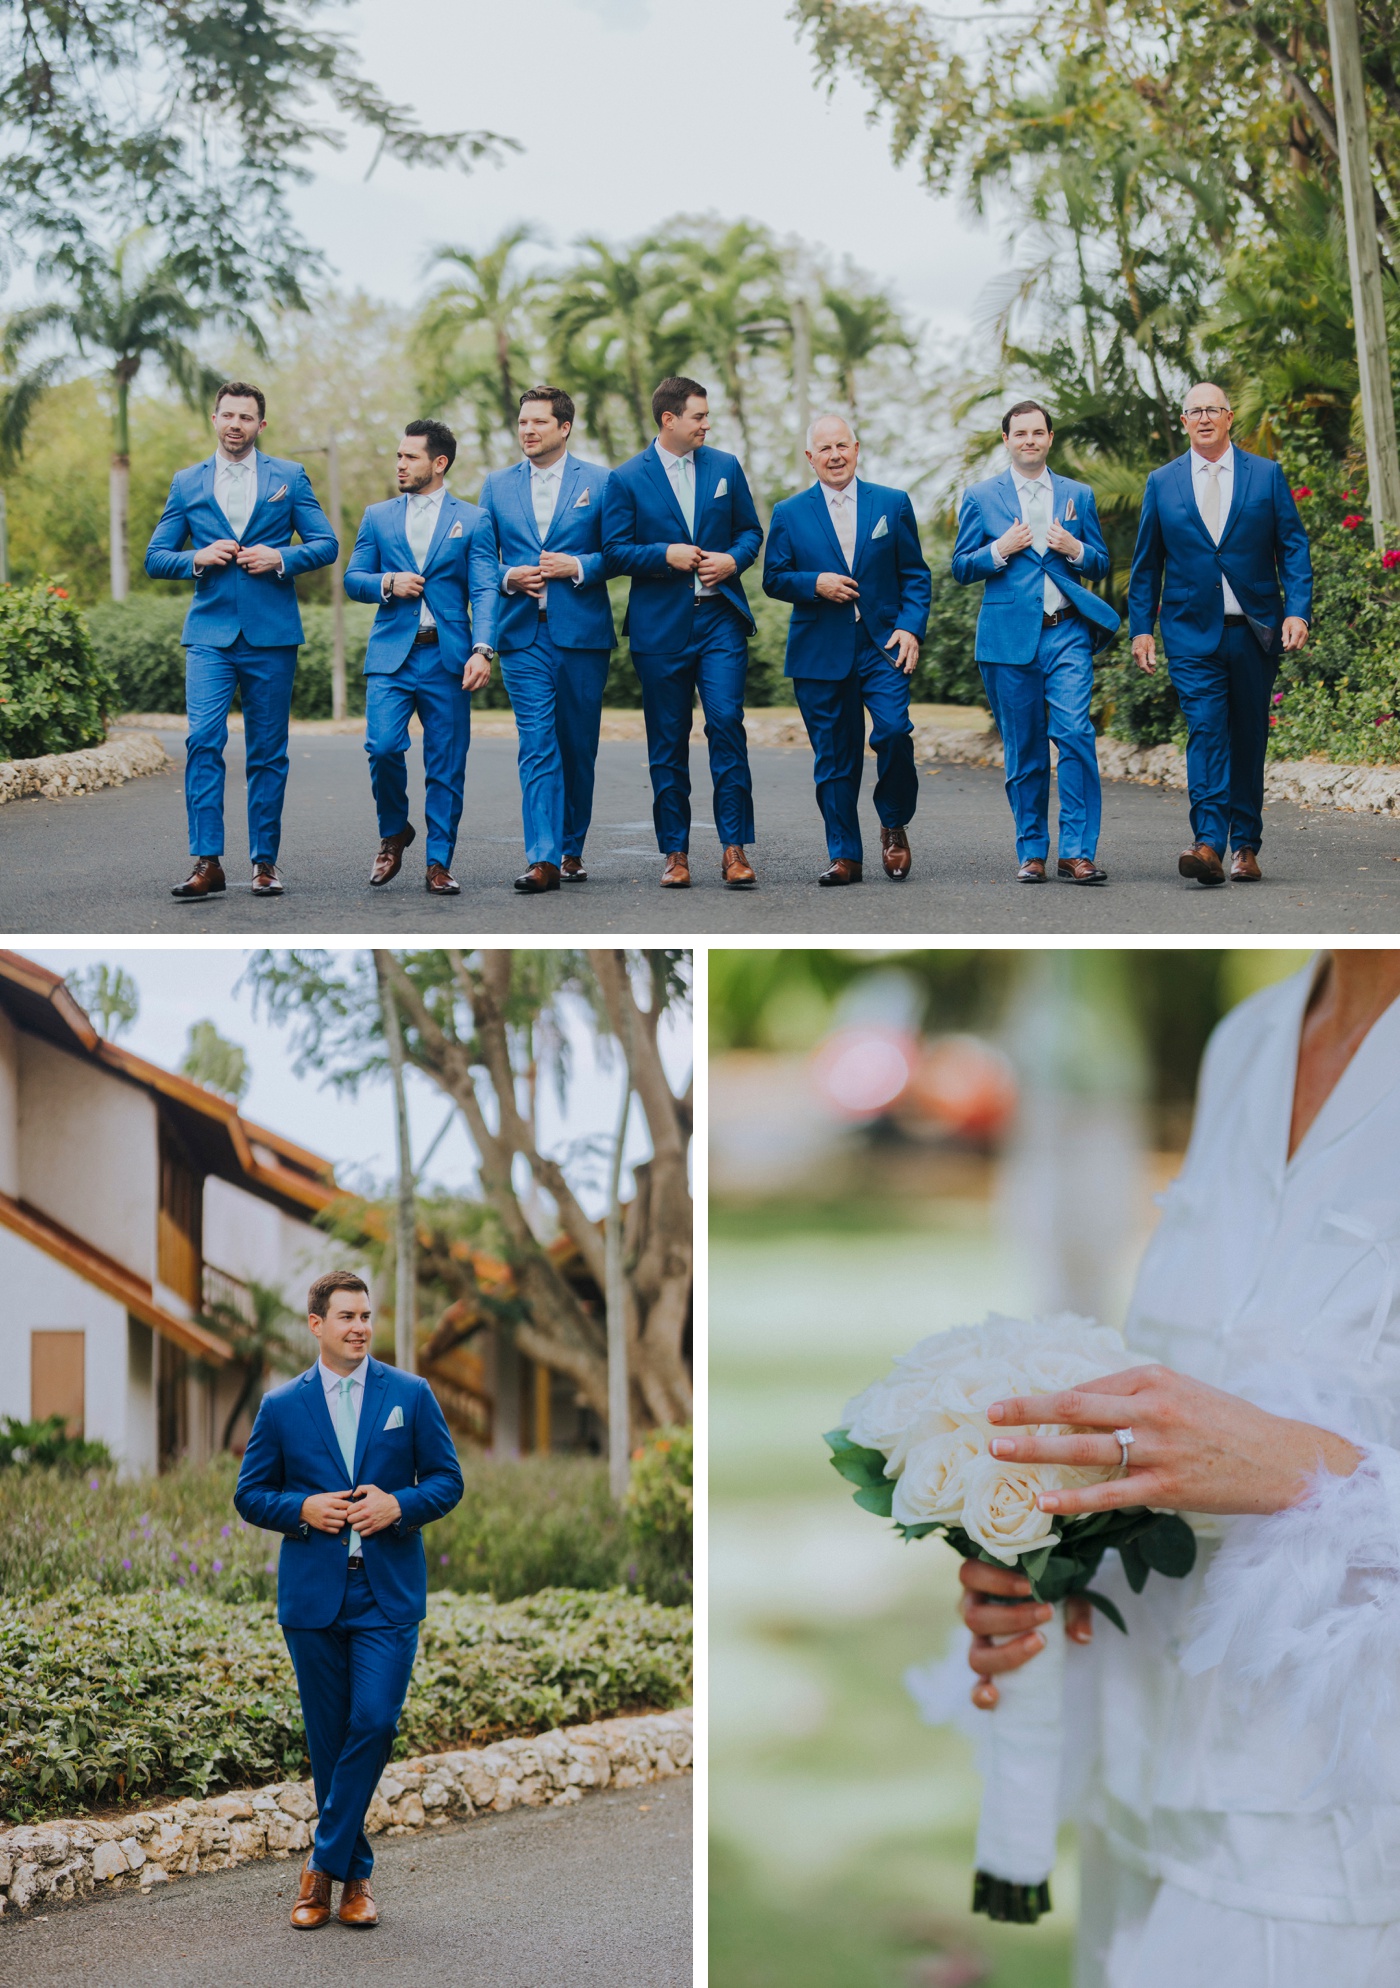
[479,387,614,893]
[1128,383,1312,885]
[763,414,930,885]
[145,381,338,899]
[951,400,1120,884]
[344,420,498,896]
[235,1272,463,1931]
[602,376,763,889]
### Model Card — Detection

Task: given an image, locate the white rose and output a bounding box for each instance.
[926,1358,1024,1420]
[883,1405,962,1476]
[891,1325,985,1377]
[891,1427,984,1526]
[844,1373,943,1455]
[960,1451,1059,1565]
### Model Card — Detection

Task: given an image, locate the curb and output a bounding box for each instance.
[0,1707,692,1916]
[0,731,170,806]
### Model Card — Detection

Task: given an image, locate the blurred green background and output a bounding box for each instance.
[709,947,1309,1988]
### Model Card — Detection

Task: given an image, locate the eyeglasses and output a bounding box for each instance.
[1182,406,1231,421]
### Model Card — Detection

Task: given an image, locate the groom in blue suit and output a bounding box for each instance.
[952,400,1120,884]
[145,381,338,900]
[235,1272,463,1930]
[602,375,764,889]
[344,421,499,896]
[1128,383,1313,885]
[479,386,615,893]
[763,414,931,885]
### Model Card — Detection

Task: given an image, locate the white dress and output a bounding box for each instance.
[1070,961,1400,1987]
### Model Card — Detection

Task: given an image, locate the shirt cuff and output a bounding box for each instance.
[382,574,394,601]
[570,558,585,586]
[1067,541,1083,565]
[990,544,1007,570]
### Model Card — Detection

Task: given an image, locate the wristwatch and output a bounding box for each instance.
[471,642,496,663]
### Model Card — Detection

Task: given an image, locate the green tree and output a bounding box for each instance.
[649,220,786,469]
[545,237,668,459]
[65,964,139,1041]
[816,285,915,417]
[180,1020,250,1103]
[201,1279,303,1452]
[414,227,543,465]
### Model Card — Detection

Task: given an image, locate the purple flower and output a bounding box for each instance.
[121,1558,132,1570]
[170,1551,179,1562]
[265,1561,275,1572]
[177,1575,186,1586]
[439,1553,449,1565]
[213,1560,223,1574]
[220,1525,231,1538]
[89,1477,99,1490]
[189,1562,198,1575]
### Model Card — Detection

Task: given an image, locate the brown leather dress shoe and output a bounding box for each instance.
[817,857,863,886]
[1057,857,1107,884]
[338,1876,379,1928]
[425,862,460,895]
[660,852,690,887]
[514,861,561,893]
[561,856,587,882]
[290,1859,333,1930]
[1178,842,1225,885]
[370,822,416,886]
[721,845,756,888]
[171,857,226,900]
[1230,846,1262,882]
[250,863,284,896]
[880,824,911,879]
[1018,858,1046,883]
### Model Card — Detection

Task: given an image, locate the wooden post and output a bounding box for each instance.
[533,1360,551,1455]
[326,434,347,720]
[375,956,416,1375]
[605,1018,633,1506]
[0,486,9,584]
[1327,0,1400,545]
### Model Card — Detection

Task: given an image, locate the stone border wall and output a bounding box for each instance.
[0,731,169,806]
[0,1707,691,1917]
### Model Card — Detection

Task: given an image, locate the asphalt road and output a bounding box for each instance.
[3,732,1398,933]
[0,1781,691,1988]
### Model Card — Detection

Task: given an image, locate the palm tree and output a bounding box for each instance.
[204,1280,303,1454]
[648,221,786,464]
[414,225,542,459]
[546,237,667,457]
[0,232,235,598]
[816,286,915,418]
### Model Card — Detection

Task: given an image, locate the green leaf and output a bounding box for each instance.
[1119,1540,1148,1594]
[1136,1514,1197,1580]
[1019,1545,1054,1585]
[824,1432,890,1491]
[1082,1589,1128,1634]
[853,1482,895,1517]
[1033,1553,1083,1602]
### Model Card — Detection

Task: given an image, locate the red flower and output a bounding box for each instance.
[48,586,68,598]
[1377,715,1393,727]
[1268,714,1279,728]
[1272,691,1285,705]
[1383,550,1400,570]
[1343,514,1365,530]
[1292,486,1312,499]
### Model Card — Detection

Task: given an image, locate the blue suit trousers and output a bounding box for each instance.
[364,646,471,871]
[1166,623,1277,855]
[631,598,753,852]
[500,621,610,868]
[980,616,1101,863]
[791,640,919,861]
[283,1565,419,1882]
[185,638,297,863]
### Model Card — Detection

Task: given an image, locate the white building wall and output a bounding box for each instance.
[18,1038,158,1281]
[0,1010,19,1199]
[0,1226,147,1470]
[203,1176,351,1369]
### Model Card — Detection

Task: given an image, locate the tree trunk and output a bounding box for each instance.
[109,455,130,601]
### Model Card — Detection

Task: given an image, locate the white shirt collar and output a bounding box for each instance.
[318,1355,367,1393]
[408,483,447,509]
[654,436,694,470]
[1191,444,1233,474]
[822,476,858,505]
[530,451,568,481]
[1011,464,1051,491]
[216,449,255,470]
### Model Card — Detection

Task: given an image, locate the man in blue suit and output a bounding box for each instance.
[344,421,499,896]
[235,1271,463,1931]
[1128,383,1313,885]
[952,399,1121,884]
[479,386,615,893]
[602,375,763,889]
[763,414,931,884]
[145,381,338,899]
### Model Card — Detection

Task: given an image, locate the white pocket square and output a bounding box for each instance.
[871,515,889,539]
[574,488,591,508]
[714,477,728,497]
[270,484,288,502]
[448,520,463,539]
[384,1405,404,1430]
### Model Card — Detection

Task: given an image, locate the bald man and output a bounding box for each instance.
[1128,383,1312,886]
[762,416,930,884]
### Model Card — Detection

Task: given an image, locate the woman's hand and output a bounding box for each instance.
[986,1365,1361,1519]
[960,1559,1093,1709]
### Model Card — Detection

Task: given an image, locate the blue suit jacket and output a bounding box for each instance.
[952,468,1120,664]
[1127,448,1313,657]
[478,455,616,654]
[601,442,762,652]
[144,452,338,649]
[344,492,499,675]
[762,479,931,680]
[234,1358,464,1629]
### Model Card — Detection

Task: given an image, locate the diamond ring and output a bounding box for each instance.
[1113,1427,1135,1469]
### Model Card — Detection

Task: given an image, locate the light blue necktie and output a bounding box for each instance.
[334,1376,357,1478]
[670,456,703,595]
[222,461,253,539]
[407,494,435,570]
[532,466,558,540]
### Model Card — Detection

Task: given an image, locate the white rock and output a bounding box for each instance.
[91,1841,129,1881]
[119,1838,147,1871]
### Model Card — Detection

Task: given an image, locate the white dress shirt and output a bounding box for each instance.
[382,482,446,628]
[214,449,283,574]
[821,476,862,619]
[1190,445,1243,615]
[505,453,585,609]
[318,1354,367,1558]
[989,467,1083,612]
[654,437,714,596]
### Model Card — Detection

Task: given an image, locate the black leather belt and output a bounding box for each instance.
[348,1558,366,1573]
[413,626,439,645]
[1222,614,1248,627]
[1042,608,1077,627]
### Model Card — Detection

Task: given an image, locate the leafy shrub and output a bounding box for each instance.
[87,597,376,717]
[910,557,988,706]
[0,1415,112,1475]
[0,578,117,759]
[425,1453,630,1599]
[625,1425,693,1607]
[0,1585,692,1821]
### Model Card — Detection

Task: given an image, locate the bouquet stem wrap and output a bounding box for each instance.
[971,1599,1065,1920]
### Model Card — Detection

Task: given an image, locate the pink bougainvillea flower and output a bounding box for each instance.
[1269,714,1279,728]
[1292,486,1312,499]
[1343,514,1365,529]
[1272,691,1285,705]
[1377,715,1393,727]
[1383,549,1400,569]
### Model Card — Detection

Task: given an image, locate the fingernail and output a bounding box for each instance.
[1025,1634,1044,1653]
[990,1438,1014,1458]
[988,1404,1004,1423]
[1037,1605,1052,1623]
[1038,1495,1058,1511]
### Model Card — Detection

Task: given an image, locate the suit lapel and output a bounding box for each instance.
[691,445,715,525]
[240,451,275,541]
[513,460,542,551]
[852,479,879,565]
[353,1359,390,1483]
[202,456,236,537]
[1215,448,1249,551]
[807,482,847,571]
[301,1367,352,1487]
[422,491,458,570]
[544,455,581,546]
[389,493,417,571]
[641,444,693,539]
[1172,453,1218,553]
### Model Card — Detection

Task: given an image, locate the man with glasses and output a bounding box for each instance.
[1128,384,1312,885]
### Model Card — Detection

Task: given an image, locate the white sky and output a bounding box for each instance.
[289,0,1004,342]
[28,947,691,1220]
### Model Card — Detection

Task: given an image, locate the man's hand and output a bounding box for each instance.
[301,1491,354,1535]
[539,551,581,581]
[666,542,702,572]
[507,564,545,595]
[348,1484,402,1537]
[462,653,491,693]
[959,1560,1093,1710]
[1045,521,1082,561]
[697,549,737,587]
[885,629,921,675]
[815,572,860,603]
[194,539,240,570]
[1282,616,1309,653]
[1132,633,1157,675]
[994,520,1034,560]
[390,571,426,599]
[236,544,284,576]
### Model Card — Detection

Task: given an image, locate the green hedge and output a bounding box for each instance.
[624,1426,693,1607]
[86,597,377,718]
[0,578,117,758]
[0,1585,692,1821]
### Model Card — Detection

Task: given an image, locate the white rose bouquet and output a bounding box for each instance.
[826,1313,1196,1924]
